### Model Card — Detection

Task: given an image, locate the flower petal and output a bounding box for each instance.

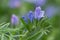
[28,11,34,22]
[34,7,41,19]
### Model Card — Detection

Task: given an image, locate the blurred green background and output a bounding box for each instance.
[0,0,60,40]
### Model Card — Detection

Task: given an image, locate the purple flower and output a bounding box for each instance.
[22,16,28,23]
[28,11,34,22]
[34,7,44,20]
[24,0,46,6]
[36,0,46,6]
[8,0,20,8]
[22,7,45,23]
[45,6,58,18]
[22,11,34,23]
[11,14,19,25]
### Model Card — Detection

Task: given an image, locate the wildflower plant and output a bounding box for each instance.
[0,7,52,40]
[20,6,52,40]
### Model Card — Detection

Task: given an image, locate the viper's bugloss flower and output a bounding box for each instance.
[28,11,34,22]
[11,14,19,25]
[22,11,34,23]
[22,7,45,23]
[34,7,44,20]
[8,0,20,8]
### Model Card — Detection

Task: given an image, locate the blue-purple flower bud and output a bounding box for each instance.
[22,16,28,24]
[11,14,19,25]
[28,11,34,22]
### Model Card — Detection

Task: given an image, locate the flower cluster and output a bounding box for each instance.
[22,6,45,23]
[11,6,45,25]
[10,7,51,32]
[22,11,34,23]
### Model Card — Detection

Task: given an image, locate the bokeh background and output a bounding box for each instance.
[0,0,60,40]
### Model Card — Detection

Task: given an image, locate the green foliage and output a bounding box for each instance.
[0,0,60,40]
[0,16,52,40]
